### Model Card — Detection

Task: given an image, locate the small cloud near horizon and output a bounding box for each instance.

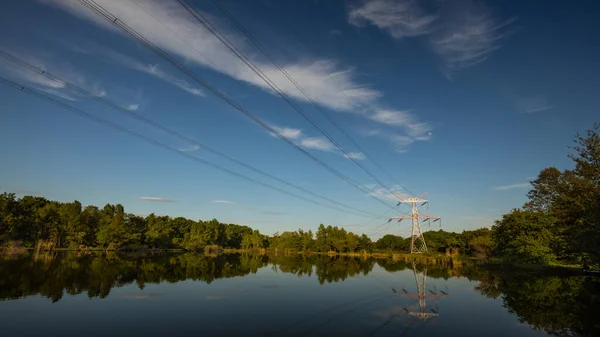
[139,196,177,202]
[493,182,531,191]
[213,200,236,204]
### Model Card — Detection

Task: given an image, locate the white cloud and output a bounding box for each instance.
[362,110,433,152]
[370,109,412,126]
[300,137,336,152]
[127,104,139,111]
[178,144,200,152]
[369,109,432,139]
[268,123,338,153]
[348,0,437,38]
[212,200,236,204]
[139,196,177,202]
[344,152,366,160]
[269,125,303,140]
[42,0,380,112]
[493,182,531,191]
[366,184,406,201]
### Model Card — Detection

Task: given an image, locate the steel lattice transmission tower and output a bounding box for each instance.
[388,192,441,254]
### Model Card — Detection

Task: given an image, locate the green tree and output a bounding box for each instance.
[492,209,557,264]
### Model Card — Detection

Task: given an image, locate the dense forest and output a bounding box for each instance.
[1,124,598,266]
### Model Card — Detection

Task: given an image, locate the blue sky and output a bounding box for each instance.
[0,0,598,238]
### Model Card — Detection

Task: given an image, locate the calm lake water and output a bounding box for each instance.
[0,253,598,337]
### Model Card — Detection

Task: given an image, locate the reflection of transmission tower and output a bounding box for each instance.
[388,192,441,253]
[393,262,448,322]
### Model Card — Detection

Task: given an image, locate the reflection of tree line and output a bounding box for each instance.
[1,253,599,336]
[463,265,600,337]
[0,253,377,301]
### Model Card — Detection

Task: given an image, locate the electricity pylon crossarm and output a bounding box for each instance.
[388,193,441,254]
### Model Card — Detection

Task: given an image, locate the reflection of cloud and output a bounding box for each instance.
[493,182,531,191]
[139,196,177,202]
[121,292,162,299]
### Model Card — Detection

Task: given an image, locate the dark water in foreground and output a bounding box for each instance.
[0,253,598,337]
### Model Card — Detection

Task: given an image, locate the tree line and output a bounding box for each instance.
[0,190,490,255]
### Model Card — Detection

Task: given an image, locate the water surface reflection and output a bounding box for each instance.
[0,252,598,336]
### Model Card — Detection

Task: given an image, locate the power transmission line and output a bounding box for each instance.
[0,76,384,218]
[175,0,404,201]
[211,0,414,196]
[77,0,396,210]
[0,49,382,219]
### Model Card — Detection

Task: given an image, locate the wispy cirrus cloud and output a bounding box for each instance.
[348,0,514,74]
[431,3,515,73]
[69,40,205,97]
[362,113,432,153]
[0,48,94,101]
[493,182,531,191]
[268,123,365,159]
[365,184,407,201]
[517,95,554,113]
[348,0,437,38]
[369,109,432,138]
[41,0,432,153]
[139,196,178,202]
[212,200,236,204]
[42,0,379,112]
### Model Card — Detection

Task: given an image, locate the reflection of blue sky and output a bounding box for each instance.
[0,262,548,336]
